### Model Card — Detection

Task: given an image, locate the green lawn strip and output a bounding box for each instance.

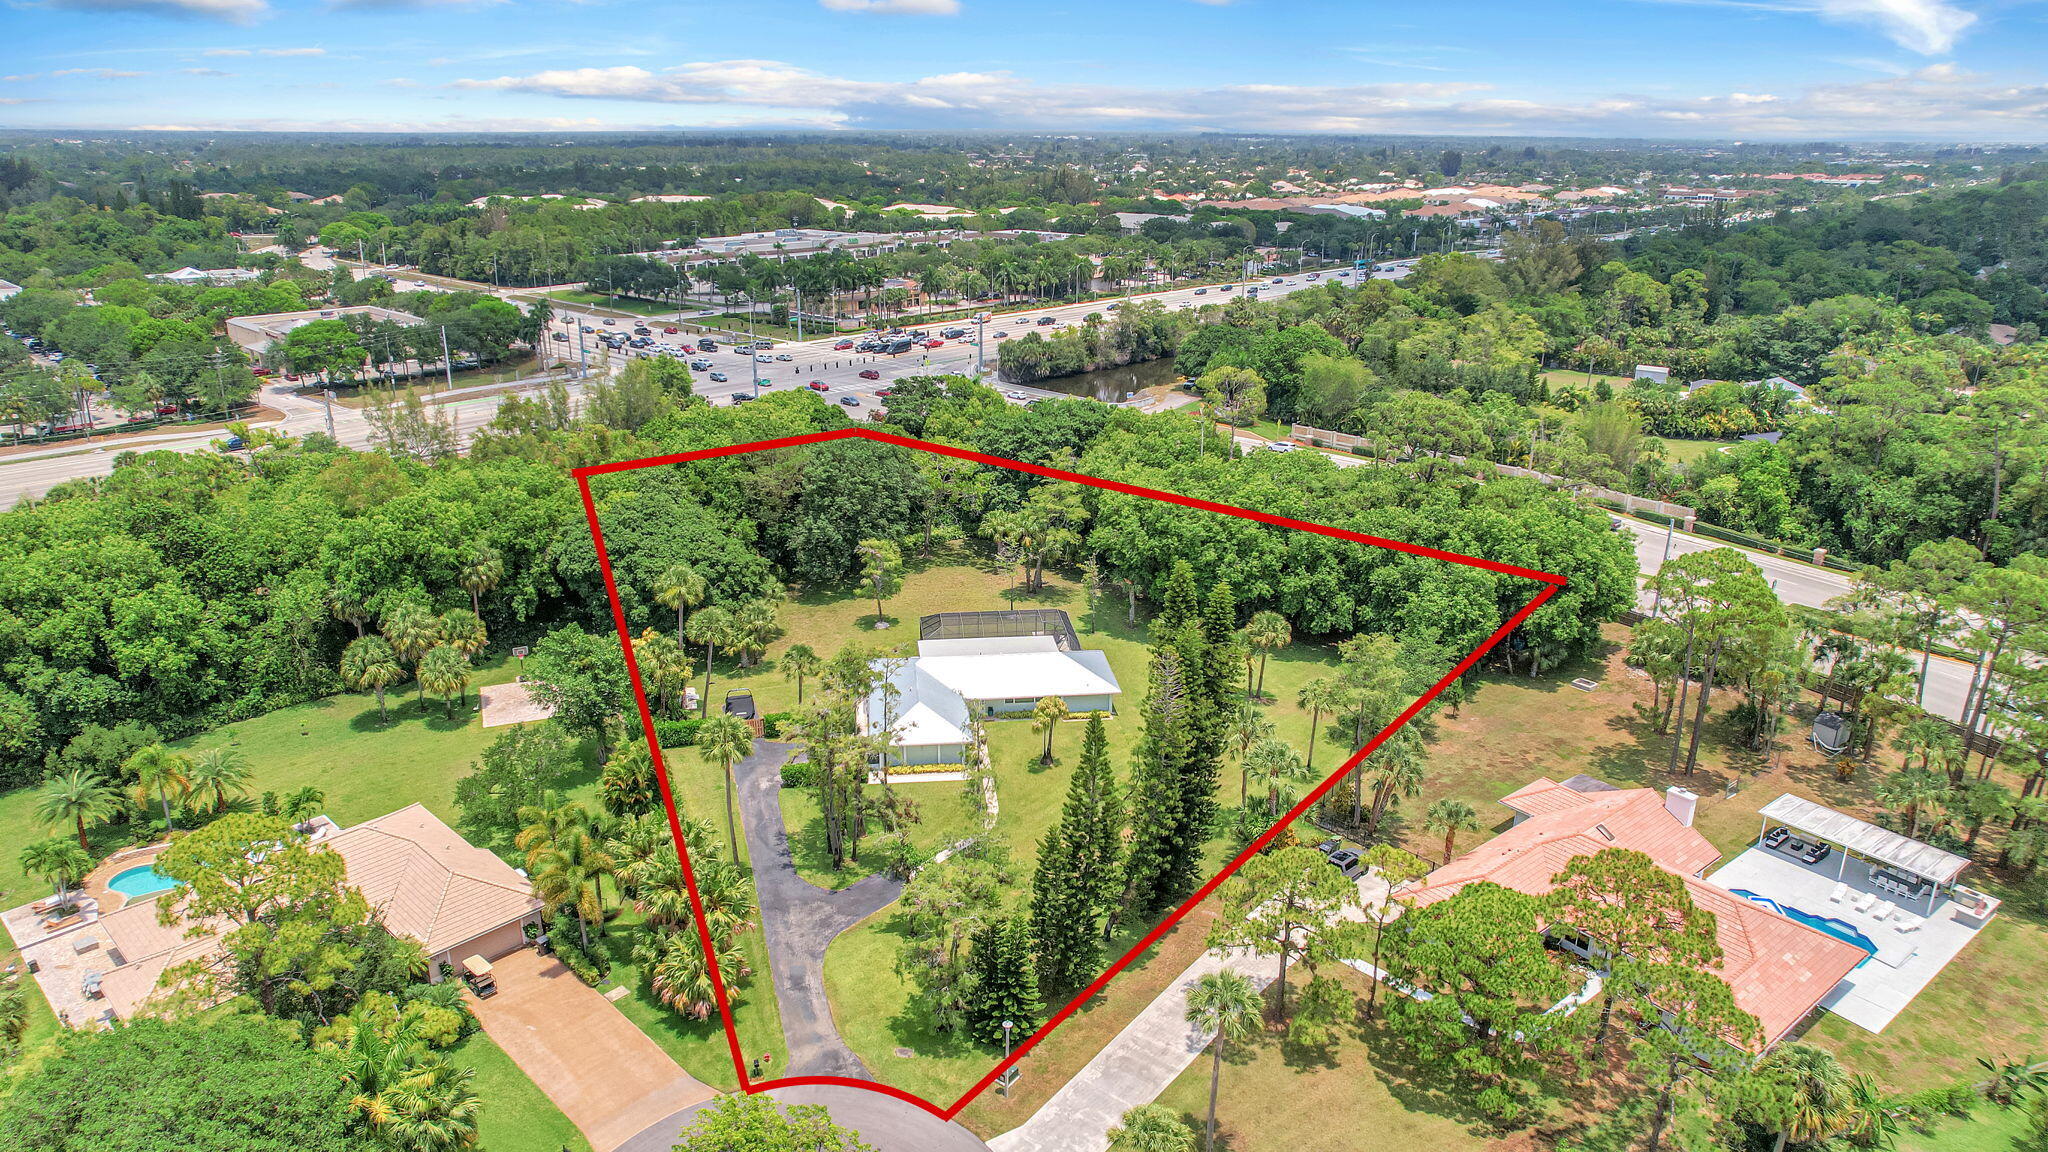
[591,907,778,1093]
[1659,437,1733,465]
[447,1030,593,1152]
[1899,1103,2034,1152]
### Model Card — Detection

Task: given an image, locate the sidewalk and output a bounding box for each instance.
[987,947,1271,1152]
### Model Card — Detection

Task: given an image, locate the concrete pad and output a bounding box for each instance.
[480,681,555,728]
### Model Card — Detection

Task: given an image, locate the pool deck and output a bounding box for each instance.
[1705,846,1995,1034]
[84,843,170,912]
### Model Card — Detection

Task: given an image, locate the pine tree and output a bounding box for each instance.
[1029,713,1124,995]
[1156,559,1201,633]
[1122,641,1193,919]
[965,915,1042,1047]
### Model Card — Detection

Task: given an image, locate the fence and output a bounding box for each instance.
[919,609,1079,651]
[1288,423,1697,520]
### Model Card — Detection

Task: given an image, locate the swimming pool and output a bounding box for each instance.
[1729,888,1876,967]
[106,864,181,900]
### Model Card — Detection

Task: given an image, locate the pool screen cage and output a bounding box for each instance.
[919,609,1079,651]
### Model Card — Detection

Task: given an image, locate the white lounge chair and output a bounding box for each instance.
[1829,882,1849,904]
[1894,913,1922,933]
[1873,900,1898,922]
[1852,890,1880,913]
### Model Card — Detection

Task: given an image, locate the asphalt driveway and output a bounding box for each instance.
[618,1085,991,1152]
[735,739,904,1080]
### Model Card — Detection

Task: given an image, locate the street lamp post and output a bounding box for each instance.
[1000,1020,1016,1095]
[1650,523,1675,617]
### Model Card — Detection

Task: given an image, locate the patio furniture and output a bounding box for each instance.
[1763,826,1790,850]
[1799,840,1832,865]
[40,912,82,931]
[1873,900,1897,922]
[1853,890,1880,913]
[1829,882,1849,904]
[1894,914,1922,933]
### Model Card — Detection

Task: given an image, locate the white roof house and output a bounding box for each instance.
[859,635,1121,766]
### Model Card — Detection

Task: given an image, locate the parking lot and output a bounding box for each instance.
[534,267,1367,412]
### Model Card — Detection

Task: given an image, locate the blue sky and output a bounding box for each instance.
[6,0,2048,138]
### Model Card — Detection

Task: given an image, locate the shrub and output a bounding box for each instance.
[653,718,703,747]
[761,712,800,739]
[780,762,816,788]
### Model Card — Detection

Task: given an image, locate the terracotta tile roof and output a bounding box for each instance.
[1403,783,1866,1046]
[324,804,543,957]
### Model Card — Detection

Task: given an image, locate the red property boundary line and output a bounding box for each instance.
[572,425,1566,1123]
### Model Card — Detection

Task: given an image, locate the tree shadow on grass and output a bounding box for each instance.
[866,907,992,1064]
[1360,1017,1512,1134]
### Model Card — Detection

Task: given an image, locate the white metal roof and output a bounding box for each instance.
[918,651,1120,702]
[1758,793,1971,883]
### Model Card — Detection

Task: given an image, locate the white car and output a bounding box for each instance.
[1264,441,1298,453]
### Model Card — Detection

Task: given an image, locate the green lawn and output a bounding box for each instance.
[1541,368,1634,394]
[448,1030,593,1152]
[726,548,1347,1103]
[1660,437,1733,466]
[1900,1103,2036,1152]
[543,289,678,317]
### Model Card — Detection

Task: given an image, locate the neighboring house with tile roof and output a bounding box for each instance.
[50,805,542,1023]
[1403,776,1868,1047]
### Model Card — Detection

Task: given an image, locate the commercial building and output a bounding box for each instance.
[225,304,423,353]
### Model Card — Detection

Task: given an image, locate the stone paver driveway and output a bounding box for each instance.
[466,947,716,1152]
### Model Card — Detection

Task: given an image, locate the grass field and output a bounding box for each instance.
[449,1030,594,1152]
[1659,437,1732,466]
[713,546,1363,1105]
[543,289,677,317]
[1541,368,1635,394]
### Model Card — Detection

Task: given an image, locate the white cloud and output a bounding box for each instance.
[1639,0,1976,54]
[47,0,270,23]
[442,56,2048,138]
[818,0,960,12]
[183,67,235,75]
[51,67,147,78]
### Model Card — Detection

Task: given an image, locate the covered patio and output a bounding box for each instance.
[1707,794,2001,1034]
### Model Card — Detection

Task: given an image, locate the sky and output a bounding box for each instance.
[5,0,2048,139]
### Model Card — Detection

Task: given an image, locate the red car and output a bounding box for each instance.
[923,339,943,349]
[663,326,679,334]
[807,381,830,391]
[834,340,855,350]
[876,388,893,398]
[858,369,880,380]
[251,366,272,377]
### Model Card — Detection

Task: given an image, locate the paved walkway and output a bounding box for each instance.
[466,948,716,1152]
[987,947,1272,1152]
[734,740,904,1080]
[618,1085,991,1152]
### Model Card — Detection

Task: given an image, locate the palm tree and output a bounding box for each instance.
[341,635,406,722]
[686,606,737,719]
[1295,677,1345,771]
[382,604,443,708]
[125,743,193,829]
[655,563,708,651]
[1874,767,1950,839]
[729,599,779,668]
[457,546,504,617]
[1228,702,1277,805]
[632,629,692,717]
[1032,696,1071,765]
[1107,1104,1195,1152]
[36,769,123,851]
[697,713,754,864]
[187,747,254,812]
[1241,610,1291,700]
[1243,738,1309,818]
[1422,798,1480,864]
[380,1058,482,1152]
[1975,1055,2048,1106]
[1745,1042,1866,1152]
[529,821,613,950]
[782,643,821,706]
[635,929,744,1020]
[436,609,488,659]
[19,836,92,904]
[418,645,472,717]
[1184,969,1263,1152]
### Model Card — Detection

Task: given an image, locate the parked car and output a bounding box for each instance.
[1327,849,1365,879]
[729,392,752,404]
[698,340,719,352]
[858,369,881,380]
[923,339,943,349]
